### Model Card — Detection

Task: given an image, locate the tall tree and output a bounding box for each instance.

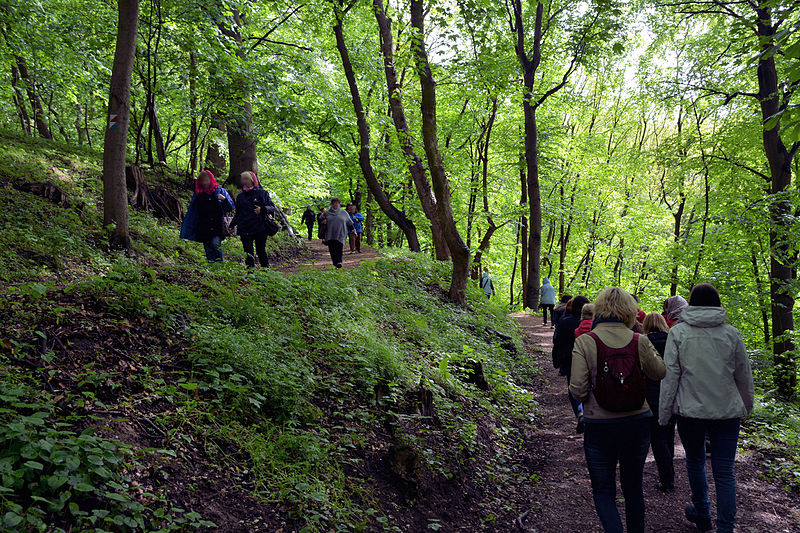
[410,0,471,305]
[332,2,422,252]
[102,0,139,250]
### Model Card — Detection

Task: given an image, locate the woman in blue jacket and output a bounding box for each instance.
[180,170,234,261]
[229,171,276,268]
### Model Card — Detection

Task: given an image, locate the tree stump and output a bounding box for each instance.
[125,165,184,221]
[16,181,69,208]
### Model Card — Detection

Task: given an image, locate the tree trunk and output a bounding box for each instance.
[16,55,52,139]
[373,0,448,260]
[756,7,797,398]
[10,65,31,135]
[410,0,470,305]
[365,189,375,246]
[189,51,199,173]
[333,8,421,252]
[520,153,528,305]
[150,96,167,163]
[102,0,139,250]
[511,0,544,309]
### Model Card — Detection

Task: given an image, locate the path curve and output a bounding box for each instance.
[510,311,799,533]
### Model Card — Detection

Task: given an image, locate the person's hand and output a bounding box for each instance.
[217,193,225,201]
[254,206,261,215]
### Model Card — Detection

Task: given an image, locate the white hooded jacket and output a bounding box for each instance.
[658,306,754,425]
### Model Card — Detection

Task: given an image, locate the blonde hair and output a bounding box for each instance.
[581,303,594,321]
[593,287,638,328]
[643,312,670,333]
[240,171,256,185]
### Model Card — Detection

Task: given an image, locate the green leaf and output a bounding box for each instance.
[23,460,44,470]
[3,512,23,528]
[178,382,200,391]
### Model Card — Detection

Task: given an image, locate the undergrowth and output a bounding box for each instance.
[0,133,537,531]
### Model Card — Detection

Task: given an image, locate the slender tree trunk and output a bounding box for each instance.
[76,103,87,145]
[756,7,797,398]
[102,0,139,250]
[333,9,421,252]
[520,154,528,305]
[10,65,31,135]
[511,221,521,308]
[365,189,375,245]
[410,0,470,305]
[669,197,685,296]
[751,249,771,347]
[373,0,448,259]
[16,55,52,139]
[189,51,199,173]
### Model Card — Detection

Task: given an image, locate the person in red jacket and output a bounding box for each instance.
[574,303,594,338]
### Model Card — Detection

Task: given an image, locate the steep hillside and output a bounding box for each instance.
[0,134,541,532]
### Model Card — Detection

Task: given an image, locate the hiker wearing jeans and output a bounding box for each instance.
[570,287,666,533]
[180,170,234,261]
[659,283,754,533]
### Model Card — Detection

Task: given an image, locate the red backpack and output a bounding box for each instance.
[587,332,646,412]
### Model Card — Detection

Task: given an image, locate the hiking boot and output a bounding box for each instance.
[656,482,675,493]
[684,505,712,531]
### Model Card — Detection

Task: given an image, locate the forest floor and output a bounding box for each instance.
[511,312,800,533]
[279,236,381,273]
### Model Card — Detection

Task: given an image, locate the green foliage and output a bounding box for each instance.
[741,398,800,491]
[0,384,214,532]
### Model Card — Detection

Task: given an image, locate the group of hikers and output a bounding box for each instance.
[301,199,365,268]
[180,171,754,533]
[180,170,365,269]
[544,280,754,533]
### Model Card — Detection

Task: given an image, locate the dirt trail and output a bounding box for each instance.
[510,312,800,533]
[278,237,380,273]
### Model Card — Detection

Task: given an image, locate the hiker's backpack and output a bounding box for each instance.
[587,332,646,412]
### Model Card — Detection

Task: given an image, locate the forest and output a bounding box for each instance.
[1,0,799,531]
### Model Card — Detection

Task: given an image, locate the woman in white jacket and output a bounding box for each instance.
[658,284,754,533]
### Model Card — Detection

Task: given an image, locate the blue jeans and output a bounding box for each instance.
[583,417,650,533]
[676,417,740,533]
[202,236,223,262]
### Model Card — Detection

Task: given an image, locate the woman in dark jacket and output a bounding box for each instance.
[552,293,572,328]
[552,295,590,425]
[230,171,275,268]
[180,170,234,261]
[642,312,675,492]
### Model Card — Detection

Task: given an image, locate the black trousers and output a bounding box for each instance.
[241,230,269,267]
[327,240,343,267]
[306,224,313,240]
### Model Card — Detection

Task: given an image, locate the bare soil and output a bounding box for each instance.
[277,237,381,273]
[511,312,800,533]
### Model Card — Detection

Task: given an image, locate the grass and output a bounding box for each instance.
[0,132,537,531]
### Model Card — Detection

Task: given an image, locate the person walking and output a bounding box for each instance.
[573,303,594,338]
[348,204,365,253]
[480,270,495,299]
[317,206,327,240]
[552,295,590,428]
[642,312,676,492]
[540,277,556,326]
[321,197,354,268]
[662,294,688,327]
[300,205,315,240]
[570,287,666,533]
[180,170,234,262]
[659,283,754,533]
[229,171,275,268]
[552,293,572,328]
